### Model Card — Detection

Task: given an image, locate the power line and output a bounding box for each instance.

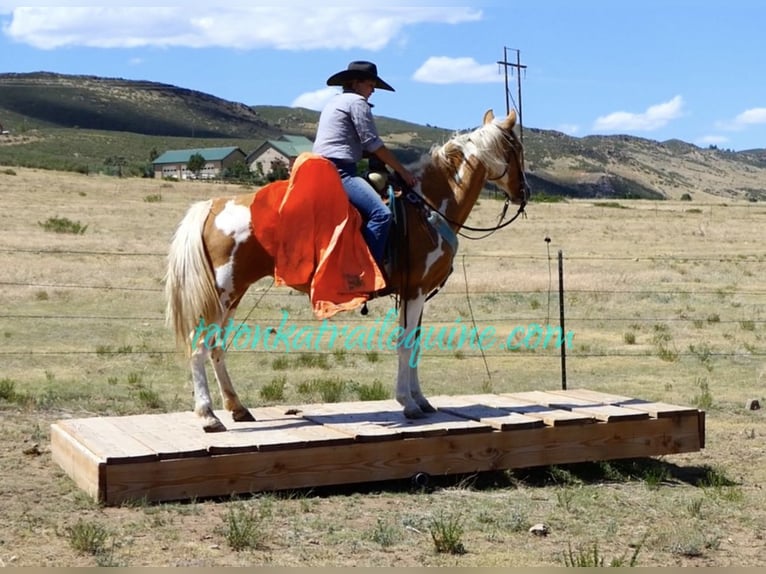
[497,46,527,142]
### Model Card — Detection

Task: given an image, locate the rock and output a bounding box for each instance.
[746,399,760,411]
[529,523,550,537]
[22,443,42,456]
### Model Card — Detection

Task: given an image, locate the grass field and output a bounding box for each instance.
[0,166,764,566]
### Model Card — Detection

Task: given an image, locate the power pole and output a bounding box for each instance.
[497,47,527,142]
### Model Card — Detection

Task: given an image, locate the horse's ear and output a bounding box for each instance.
[499,109,517,131]
[483,109,495,125]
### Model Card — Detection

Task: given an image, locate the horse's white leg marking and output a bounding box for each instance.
[395,234,447,418]
[396,291,427,418]
[190,334,226,432]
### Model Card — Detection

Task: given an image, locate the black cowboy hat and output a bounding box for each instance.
[326,60,395,92]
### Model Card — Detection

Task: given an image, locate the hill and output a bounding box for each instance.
[1,71,765,201]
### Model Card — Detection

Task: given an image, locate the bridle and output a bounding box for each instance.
[416,133,529,239]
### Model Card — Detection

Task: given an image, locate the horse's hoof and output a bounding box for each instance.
[418,401,437,413]
[232,408,256,422]
[403,405,426,419]
[203,419,227,433]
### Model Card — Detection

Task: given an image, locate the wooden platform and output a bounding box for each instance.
[51,389,705,505]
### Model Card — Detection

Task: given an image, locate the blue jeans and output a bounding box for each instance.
[330,160,392,266]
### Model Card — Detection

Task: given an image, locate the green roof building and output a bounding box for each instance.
[246,135,314,176]
[153,146,246,180]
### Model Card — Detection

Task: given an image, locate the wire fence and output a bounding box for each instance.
[2,245,764,364]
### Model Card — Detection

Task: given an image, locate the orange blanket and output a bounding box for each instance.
[250,152,385,319]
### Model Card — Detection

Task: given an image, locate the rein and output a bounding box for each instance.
[409,186,527,240]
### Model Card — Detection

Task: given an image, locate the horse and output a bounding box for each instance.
[165,108,529,432]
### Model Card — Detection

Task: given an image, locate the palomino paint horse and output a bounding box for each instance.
[165,109,529,432]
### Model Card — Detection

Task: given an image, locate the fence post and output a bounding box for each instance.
[558,249,567,390]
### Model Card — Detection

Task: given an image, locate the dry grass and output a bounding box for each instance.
[0,166,764,566]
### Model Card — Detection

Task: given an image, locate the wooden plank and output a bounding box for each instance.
[53,417,158,463]
[547,389,700,420]
[492,414,704,470]
[99,412,704,505]
[200,407,355,453]
[489,393,596,426]
[612,400,700,419]
[429,395,544,430]
[549,388,635,404]
[511,390,649,422]
[299,399,491,440]
[567,405,648,422]
[106,414,211,459]
[50,423,105,501]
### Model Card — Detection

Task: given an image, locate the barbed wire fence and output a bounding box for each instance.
[2,247,764,374]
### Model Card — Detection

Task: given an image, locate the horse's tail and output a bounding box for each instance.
[164,199,221,355]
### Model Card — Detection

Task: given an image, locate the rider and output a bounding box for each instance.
[313,60,417,271]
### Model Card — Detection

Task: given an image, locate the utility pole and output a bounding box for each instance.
[497,47,527,143]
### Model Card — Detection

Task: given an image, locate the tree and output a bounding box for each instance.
[224,160,253,183]
[267,158,289,182]
[187,153,206,179]
[104,155,127,177]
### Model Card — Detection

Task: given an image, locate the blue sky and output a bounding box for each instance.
[1,1,764,151]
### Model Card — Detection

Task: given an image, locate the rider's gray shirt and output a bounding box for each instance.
[313,91,384,163]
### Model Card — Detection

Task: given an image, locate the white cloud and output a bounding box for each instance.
[716,107,766,131]
[734,107,766,126]
[2,6,482,50]
[291,87,338,111]
[412,56,502,84]
[593,95,684,132]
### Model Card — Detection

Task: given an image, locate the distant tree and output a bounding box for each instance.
[224,160,253,182]
[148,147,159,162]
[104,155,127,177]
[267,158,289,182]
[187,153,206,179]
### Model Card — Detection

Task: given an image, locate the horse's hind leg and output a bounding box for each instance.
[199,301,253,423]
[190,337,227,432]
[190,313,254,431]
[209,331,255,423]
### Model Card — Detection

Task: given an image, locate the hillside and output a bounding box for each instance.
[1,71,765,200]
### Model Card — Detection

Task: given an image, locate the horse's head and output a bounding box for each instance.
[481,109,530,208]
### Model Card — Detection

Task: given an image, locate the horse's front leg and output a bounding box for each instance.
[396,293,436,418]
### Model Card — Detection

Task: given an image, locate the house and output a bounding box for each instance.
[246,135,314,176]
[153,146,246,180]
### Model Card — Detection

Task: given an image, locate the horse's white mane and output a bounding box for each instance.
[431,121,514,178]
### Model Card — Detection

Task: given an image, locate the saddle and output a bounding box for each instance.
[361,165,458,304]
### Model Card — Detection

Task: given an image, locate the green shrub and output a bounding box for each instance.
[66,519,109,555]
[38,216,88,234]
[220,503,267,551]
[429,512,466,554]
[356,380,389,401]
[260,376,286,401]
